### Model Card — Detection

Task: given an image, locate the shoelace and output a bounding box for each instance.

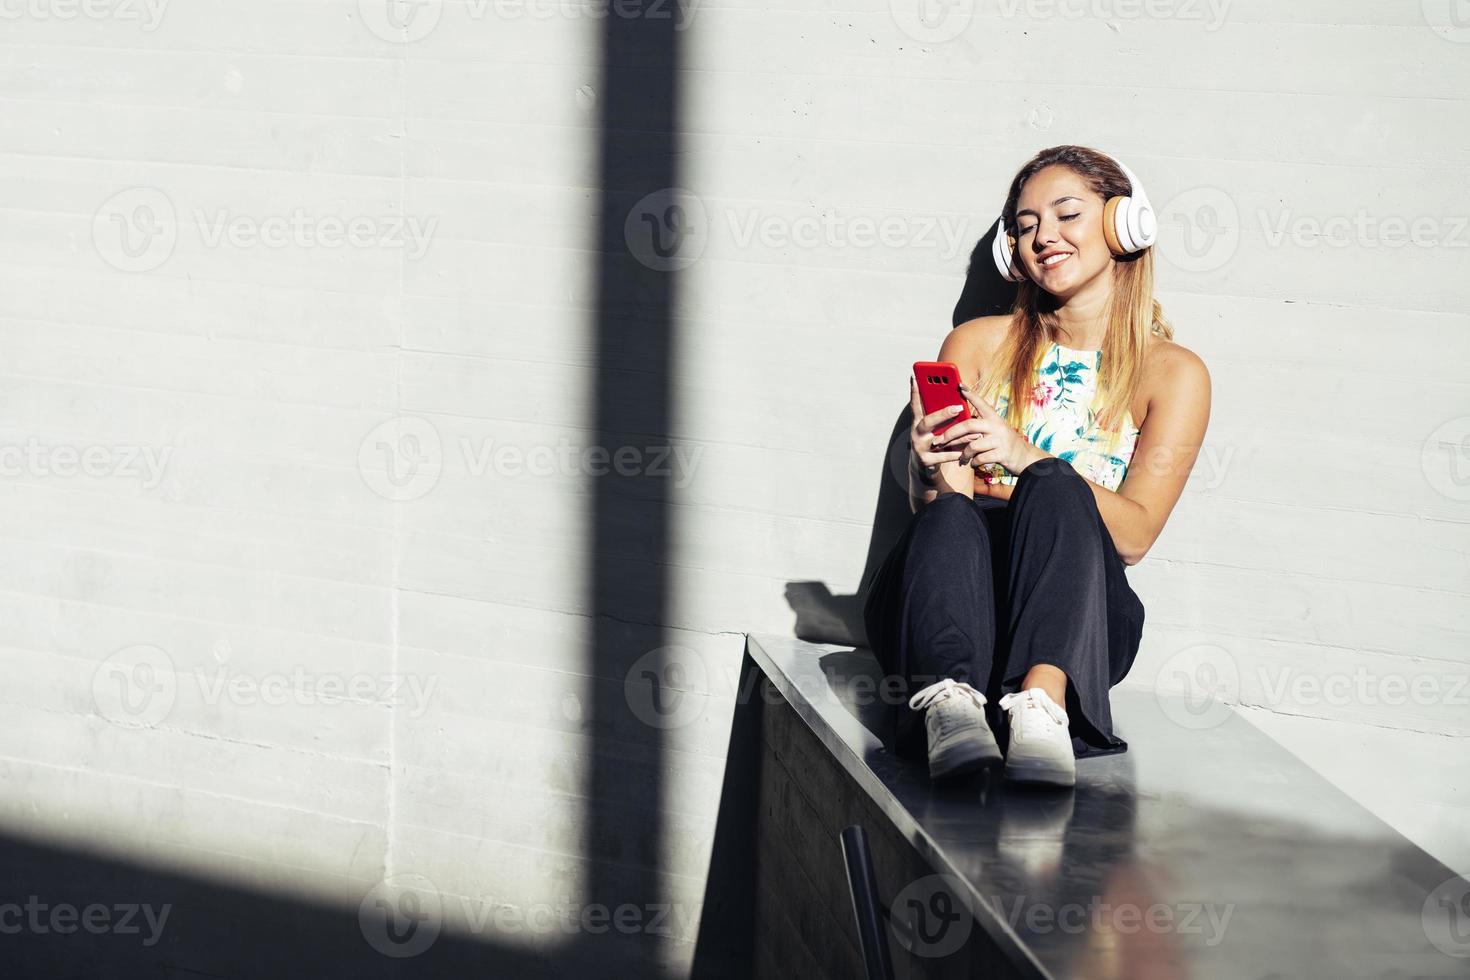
[908,677,987,713]
[999,688,1069,727]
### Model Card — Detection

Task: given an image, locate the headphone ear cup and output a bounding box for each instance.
[1132,197,1158,249]
[1102,196,1128,255]
[1103,194,1158,255]
[991,216,1026,282]
[1105,156,1158,254]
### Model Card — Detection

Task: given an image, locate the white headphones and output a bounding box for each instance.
[991,154,1158,283]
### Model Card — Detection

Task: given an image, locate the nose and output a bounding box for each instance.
[1030,214,1061,251]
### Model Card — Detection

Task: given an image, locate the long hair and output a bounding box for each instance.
[977,145,1174,453]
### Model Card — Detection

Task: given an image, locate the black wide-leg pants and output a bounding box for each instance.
[862,456,1146,761]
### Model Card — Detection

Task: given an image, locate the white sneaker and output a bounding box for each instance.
[999,688,1076,787]
[908,678,1002,780]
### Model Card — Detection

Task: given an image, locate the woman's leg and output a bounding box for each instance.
[862,491,1007,758]
[999,456,1144,756]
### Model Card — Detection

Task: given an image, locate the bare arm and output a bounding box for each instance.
[1090,347,1212,565]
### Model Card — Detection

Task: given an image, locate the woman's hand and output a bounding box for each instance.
[908,376,968,489]
[932,383,1047,477]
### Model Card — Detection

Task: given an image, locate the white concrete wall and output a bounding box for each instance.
[0,0,1466,975]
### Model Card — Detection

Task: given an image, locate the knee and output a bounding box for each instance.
[914,492,988,542]
[920,490,978,521]
[1014,457,1091,509]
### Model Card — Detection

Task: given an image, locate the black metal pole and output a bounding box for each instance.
[840,824,896,980]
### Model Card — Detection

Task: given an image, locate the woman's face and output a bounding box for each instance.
[1011,164,1114,298]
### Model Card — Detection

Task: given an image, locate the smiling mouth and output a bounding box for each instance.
[1038,253,1072,270]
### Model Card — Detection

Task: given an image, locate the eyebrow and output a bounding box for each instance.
[1015,196,1084,221]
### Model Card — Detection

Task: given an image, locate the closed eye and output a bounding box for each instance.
[1017,213,1082,236]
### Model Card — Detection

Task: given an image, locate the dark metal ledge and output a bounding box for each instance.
[746,632,1468,980]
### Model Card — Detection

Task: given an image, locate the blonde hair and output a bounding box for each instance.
[978,145,1173,454]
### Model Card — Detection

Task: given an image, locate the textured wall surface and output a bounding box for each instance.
[0,0,1466,975]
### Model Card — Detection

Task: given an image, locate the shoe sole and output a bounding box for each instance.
[928,739,1004,780]
[1003,757,1075,788]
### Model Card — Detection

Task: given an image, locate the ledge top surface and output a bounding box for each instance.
[746,632,1467,980]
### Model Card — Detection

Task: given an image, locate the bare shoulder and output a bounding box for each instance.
[951,314,1014,355]
[1140,336,1211,428]
[1146,336,1211,393]
[943,314,1015,378]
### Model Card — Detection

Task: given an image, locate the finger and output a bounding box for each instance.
[921,403,964,434]
[909,375,924,422]
[968,446,1007,467]
[930,418,989,447]
[957,383,1002,421]
[917,451,965,471]
[958,435,995,466]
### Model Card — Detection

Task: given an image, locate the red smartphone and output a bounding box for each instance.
[913,361,971,436]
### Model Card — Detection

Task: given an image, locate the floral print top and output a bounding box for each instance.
[975,342,1141,492]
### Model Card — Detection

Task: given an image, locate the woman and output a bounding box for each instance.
[862,145,1212,787]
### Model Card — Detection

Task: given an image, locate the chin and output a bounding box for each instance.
[1032,264,1103,295]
